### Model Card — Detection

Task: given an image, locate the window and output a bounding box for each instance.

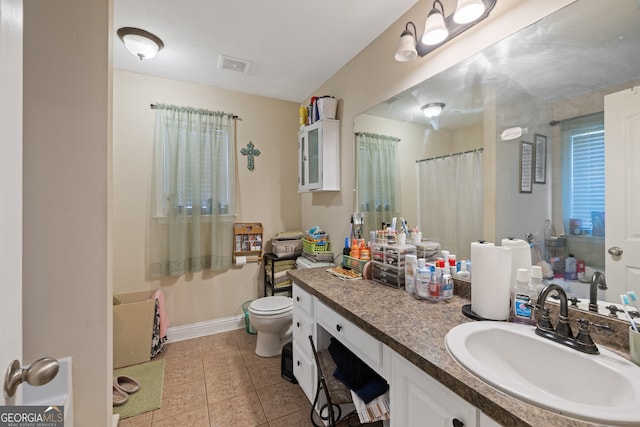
[355,132,401,237]
[561,112,604,235]
[149,104,236,277]
[153,106,234,217]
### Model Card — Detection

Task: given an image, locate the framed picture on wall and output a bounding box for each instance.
[519,141,533,193]
[534,133,547,184]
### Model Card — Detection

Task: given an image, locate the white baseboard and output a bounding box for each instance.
[166,314,245,343]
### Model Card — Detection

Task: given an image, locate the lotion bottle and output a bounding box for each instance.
[415,258,429,300]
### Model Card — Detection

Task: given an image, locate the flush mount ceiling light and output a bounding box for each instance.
[500,126,529,141]
[421,103,445,118]
[117,27,164,60]
[394,0,496,62]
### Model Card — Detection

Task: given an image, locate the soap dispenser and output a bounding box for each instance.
[510,268,536,325]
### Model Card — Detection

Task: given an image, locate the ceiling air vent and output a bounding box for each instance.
[218,55,250,73]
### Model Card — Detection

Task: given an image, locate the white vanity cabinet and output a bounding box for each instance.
[297,119,340,192]
[390,352,478,427]
[292,282,501,427]
[292,285,317,401]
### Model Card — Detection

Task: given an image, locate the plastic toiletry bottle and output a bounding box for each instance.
[428,266,442,302]
[415,258,429,299]
[448,254,457,276]
[456,258,470,280]
[405,254,417,295]
[442,273,454,301]
[510,268,536,325]
[564,254,577,280]
[530,265,544,295]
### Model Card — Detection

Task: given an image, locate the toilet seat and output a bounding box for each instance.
[249,296,292,315]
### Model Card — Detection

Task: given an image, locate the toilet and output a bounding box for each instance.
[248,296,293,357]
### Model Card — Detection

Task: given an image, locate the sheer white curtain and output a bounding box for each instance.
[417,150,483,259]
[149,104,236,278]
[356,133,401,238]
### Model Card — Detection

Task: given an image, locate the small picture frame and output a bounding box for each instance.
[519,141,533,193]
[534,134,547,184]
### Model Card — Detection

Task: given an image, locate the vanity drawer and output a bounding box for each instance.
[292,341,316,402]
[316,301,386,378]
[293,283,315,316]
[292,311,314,355]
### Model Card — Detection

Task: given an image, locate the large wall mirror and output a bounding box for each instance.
[354,0,640,309]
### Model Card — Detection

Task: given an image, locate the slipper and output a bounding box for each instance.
[114,375,141,394]
[113,382,129,406]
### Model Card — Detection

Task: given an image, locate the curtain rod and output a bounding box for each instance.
[150,103,240,120]
[416,148,483,163]
[355,131,401,142]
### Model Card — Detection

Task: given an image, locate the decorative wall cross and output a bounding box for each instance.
[240,141,261,171]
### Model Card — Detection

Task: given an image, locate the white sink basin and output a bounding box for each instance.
[445,322,640,425]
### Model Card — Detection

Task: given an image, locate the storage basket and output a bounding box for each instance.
[342,255,368,276]
[302,239,332,254]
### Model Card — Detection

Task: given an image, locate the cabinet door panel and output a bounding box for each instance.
[391,352,477,427]
[293,341,316,402]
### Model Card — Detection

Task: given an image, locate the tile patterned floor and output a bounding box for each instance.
[118,329,369,427]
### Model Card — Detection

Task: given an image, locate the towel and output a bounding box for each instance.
[149,289,169,338]
[350,390,390,424]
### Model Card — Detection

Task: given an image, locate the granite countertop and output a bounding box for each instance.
[288,267,614,427]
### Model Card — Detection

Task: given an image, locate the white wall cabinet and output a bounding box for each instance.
[298,119,340,192]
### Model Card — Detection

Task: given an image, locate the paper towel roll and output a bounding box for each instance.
[501,238,533,288]
[235,256,247,266]
[471,241,512,320]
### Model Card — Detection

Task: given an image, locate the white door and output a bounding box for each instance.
[0,0,23,405]
[604,87,640,297]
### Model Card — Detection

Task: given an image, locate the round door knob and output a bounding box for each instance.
[297,360,301,366]
[452,419,464,427]
[336,324,342,332]
[296,322,300,328]
[296,296,300,302]
[608,246,623,256]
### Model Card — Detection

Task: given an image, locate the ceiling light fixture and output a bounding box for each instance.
[422,1,449,45]
[394,0,497,62]
[421,103,445,118]
[117,27,164,60]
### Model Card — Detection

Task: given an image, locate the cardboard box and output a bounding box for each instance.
[113,291,156,368]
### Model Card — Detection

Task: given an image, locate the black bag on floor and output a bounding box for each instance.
[281,341,298,384]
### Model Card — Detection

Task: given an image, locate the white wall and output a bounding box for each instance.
[23,0,112,425]
[113,71,301,326]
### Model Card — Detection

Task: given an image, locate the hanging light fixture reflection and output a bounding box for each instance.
[117,27,164,60]
[421,1,449,45]
[421,103,445,118]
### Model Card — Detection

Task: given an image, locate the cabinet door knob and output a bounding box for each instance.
[297,360,301,366]
[452,419,464,427]
[336,324,342,332]
[296,296,300,302]
[296,322,300,328]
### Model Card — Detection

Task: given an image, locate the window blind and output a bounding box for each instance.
[569,126,605,230]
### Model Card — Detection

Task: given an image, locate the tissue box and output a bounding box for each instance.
[113,291,155,368]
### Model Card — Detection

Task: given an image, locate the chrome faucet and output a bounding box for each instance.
[589,271,608,313]
[535,283,600,355]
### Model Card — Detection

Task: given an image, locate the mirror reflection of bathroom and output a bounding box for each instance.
[354,0,640,313]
